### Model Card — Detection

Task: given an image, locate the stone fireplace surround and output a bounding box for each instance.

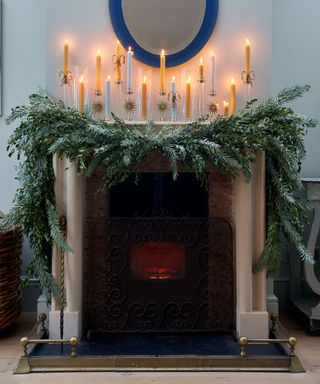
[48,150,269,340]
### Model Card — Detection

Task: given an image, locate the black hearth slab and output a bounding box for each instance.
[30,334,285,357]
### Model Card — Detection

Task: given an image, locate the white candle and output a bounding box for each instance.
[127,46,133,92]
[210,51,216,94]
[105,76,111,119]
[171,76,177,121]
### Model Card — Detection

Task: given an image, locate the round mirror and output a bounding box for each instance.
[109,0,219,67]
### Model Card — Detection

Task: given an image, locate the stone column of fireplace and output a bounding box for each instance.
[234,152,269,339]
[49,161,84,339]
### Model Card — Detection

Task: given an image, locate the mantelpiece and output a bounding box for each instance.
[48,146,269,339]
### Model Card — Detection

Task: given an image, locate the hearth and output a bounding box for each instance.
[83,172,234,336]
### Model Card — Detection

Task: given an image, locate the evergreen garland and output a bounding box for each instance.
[0,85,317,299]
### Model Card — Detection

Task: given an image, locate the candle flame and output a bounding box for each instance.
[64,39,68,45]
[97,49,101,56]
[200,57,203,64]
[79,75,84,83]
[161,49,165,56]
[231,78,235,84]
[246,39,250,46]
[186,77,191,84]
[172,76,175,81]
[223,101,229,106]
[210,51,214,56]
[117,40,120,45]
[129,46,132,51]
[107,75,111,80]
[143,76,147,82]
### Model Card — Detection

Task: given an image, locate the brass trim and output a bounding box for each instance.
[17,355,292,374]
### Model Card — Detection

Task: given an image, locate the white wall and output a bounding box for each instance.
[0,0,46,213]
[46,0,272,117]
[272,0,320,178]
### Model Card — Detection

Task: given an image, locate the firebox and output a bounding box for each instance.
[131,242,186,280]
[84,171,234,336]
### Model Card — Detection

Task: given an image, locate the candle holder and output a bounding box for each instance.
[59,70,73,87]
[241,70,255,86]
[207,90,218,120]
[242,70,255,102]
[169,91,180,122]
[91,93,105,120]
[156,95,169,122]
[197,77,205,118]
[123,90,137,121]
[112,54,125,85]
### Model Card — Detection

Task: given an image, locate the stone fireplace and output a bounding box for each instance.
[48,151,269,340]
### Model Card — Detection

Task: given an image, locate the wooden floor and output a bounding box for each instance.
[0,314,319,384]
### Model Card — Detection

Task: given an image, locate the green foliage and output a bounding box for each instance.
[0,85,317,298]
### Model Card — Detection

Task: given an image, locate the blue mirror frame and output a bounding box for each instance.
[109,0,219,68]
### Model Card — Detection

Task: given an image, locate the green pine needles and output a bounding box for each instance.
[0,85,317,299]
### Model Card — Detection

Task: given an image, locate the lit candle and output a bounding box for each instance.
[116,40,121,83]
[230,78,236,116]
[105,75,111,120]
[160,49,166,94]
[199,57,204,81]
[64,40,69,76]
[185,77,191,120]
[210,51,216,94]
[223,101,229,117]
[79,75,85,115]
[141,76,148,120]
[96,49,102,93]
[127,46,133,92]
[245,39,251,75]
[171,76,177,121]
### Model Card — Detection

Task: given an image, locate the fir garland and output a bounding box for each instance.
[0,85,317,299]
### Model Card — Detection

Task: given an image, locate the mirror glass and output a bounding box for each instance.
[109,0,219,67]
[122,0,206,55]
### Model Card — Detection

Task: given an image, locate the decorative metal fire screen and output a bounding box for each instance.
[84,217,234,334]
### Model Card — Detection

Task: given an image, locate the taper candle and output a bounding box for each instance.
[160,49,166,94]
[185,77,191,120]
[141,76,147,120]
[64,40,69,76]
[127,46,133,93]
[199,57,204,81]
[96,49,102,93]
[223,101,229,117]
[116,40,121,83]
[210,51,216,94]
[230,78,236,116]
[79,75,85,115]
[105,75,111,119]
[245,39,251,75]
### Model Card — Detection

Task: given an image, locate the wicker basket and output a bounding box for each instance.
[0,226,23,330]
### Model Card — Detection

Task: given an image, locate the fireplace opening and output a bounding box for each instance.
[109,172,208,217]
[131,242,186,280]
[84,168,234,335]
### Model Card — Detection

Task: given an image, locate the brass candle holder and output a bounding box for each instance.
[112,54,125,85]
[59,70,73,87]
[241,70,255,86]
[242,70,255,102]
[207,91,218,120]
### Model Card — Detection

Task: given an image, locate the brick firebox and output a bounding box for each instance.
[83,153,235,335]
